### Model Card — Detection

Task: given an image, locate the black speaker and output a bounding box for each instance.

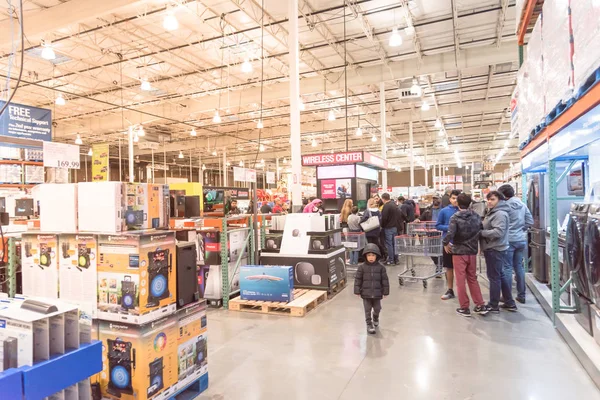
[147,357,164,398]
[106,339,135,397]
[176,242,199,308]
[195,336,206,367]
[121,276,136,311]
[77,244,91,271]
[39,243,51,268]
[146,249,171,308]
[184,196,201,218]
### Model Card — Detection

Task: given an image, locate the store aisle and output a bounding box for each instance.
[198,264,600,400]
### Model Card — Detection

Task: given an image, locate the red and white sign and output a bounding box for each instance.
[320,180,336,199]
[363,152,389,169]
[302,151,363,166]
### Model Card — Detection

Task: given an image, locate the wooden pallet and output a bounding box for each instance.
[228,289,327,317]
[328,278,347,296]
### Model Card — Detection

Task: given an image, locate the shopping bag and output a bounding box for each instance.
[360,216,380,232]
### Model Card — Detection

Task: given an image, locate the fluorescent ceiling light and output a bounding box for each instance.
[75,134,83,145]
[389,27,402,47]
[163,13,179,31]
[212,111,221,123]
[241,58,253,73]
[55,94,65,106]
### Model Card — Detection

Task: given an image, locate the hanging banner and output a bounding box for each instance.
[92,143,109,181]
[233,166,257,183]
[245,168,257,183]
[43,141,80,169]
[266,171,275,184]
[0,101,52,141]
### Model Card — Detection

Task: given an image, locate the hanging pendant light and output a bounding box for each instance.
[55,94,66,106]
[389,27,403,47]
[241,58,253,73]
[87,148,93,156]
[190,128,197,137]
[299,99,305,111]
[75,134,83,145]
[435,118,442,129]
[212,110,221,123]
[327,110,336,121]
[283,157,287,164]
[140,78,151,91]
[178,150,184,159]
[239,160,244,167]
[355,127,362,136]
[163,12,179,31]
[133,132,139,143]
[257,120,264,129]
[410,79,422,96]
[137,126,145,137]
[41,41,56,60]
[311,139,317,147]
[438,129,445,137]
[259,144,265,152]
[211,149,217,156]
[421,101,430,111]
[202,164,206,170]
[371,135,377,142]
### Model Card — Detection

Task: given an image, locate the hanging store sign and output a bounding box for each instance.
[266,171,275,184]
[43,141,80,169]
[362,152,388,169]
[233,166,257,183]
[302,151,363,166]
[0,101,52,142]
[91,143,110,181]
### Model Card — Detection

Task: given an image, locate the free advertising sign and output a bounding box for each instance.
[0,101,52,142]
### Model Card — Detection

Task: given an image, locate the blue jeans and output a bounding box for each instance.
[384,227,398,263]
[507,241,527,300]
[485,249,515,308]
[349,251,359,265]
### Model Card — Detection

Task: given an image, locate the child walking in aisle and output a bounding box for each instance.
[354,243,390,334]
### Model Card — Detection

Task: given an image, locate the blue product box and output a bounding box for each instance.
[240,265,294,302]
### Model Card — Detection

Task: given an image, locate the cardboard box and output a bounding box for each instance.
[21,233,60,299]
[240,265,294,302]
[58,234,98,319]
[197,229,221,265]
[98,315,178,400]
[124,184,170,231]
[175,302,207,392]
[97,231,177,324]
[78,182,126,233]
[39,183,78,232]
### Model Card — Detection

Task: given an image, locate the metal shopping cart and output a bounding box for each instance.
[395,223,444,288]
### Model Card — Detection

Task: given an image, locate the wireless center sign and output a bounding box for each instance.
[302,151,363,166]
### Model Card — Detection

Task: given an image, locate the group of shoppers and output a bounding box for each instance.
[439,184,533,317]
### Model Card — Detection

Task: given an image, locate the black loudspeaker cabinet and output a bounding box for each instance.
[147,357,164,398]
[77,244,91,270]
[196,336,207,366]
[106,339,136,397]
[176,242,200,308]
[170,195,186,218]
[146,249,172,308]
[39,243,52,268]
[184,196,201,218]
[121,276,136,311]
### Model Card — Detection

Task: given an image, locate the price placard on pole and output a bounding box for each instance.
[266,171,275,184]
[43,141,81,169]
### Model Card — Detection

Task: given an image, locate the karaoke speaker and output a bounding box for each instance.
[147,357,164,398]
[196,337,207,366]
[107,339,135,397]
[61,242,70,259]
[146,249,171,308]
[39,244,51,268]
[77,244,91,270]
[176,242,199,308]
[125,210,144,227]
[121,277,136,310]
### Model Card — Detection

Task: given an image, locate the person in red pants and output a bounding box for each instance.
[442,193,490,317]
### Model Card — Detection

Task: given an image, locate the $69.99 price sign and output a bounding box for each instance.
[43,141,81,169]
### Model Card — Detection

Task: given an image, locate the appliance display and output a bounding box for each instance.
[586,205,600,304]
[176,242,200,308]
[106,339,135,397]
[528,174,547,282]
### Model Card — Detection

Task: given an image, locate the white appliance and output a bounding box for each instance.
[39,184,78,232]
[77,182,125,232]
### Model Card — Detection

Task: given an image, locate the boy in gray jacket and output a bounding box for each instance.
[498,184,534,303]
[481,191,516,312]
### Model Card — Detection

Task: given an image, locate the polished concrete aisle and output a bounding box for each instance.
[198,265,600,400]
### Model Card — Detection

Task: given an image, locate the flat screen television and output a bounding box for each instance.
[15,198,34,217]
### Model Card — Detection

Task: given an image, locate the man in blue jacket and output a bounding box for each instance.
[436,189,461,300]
[498,184,534,303]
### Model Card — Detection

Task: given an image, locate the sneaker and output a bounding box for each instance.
[501,303,518,312]
[456,308,471,317]
[473,305,490,316]
[516,297,526,304]
[373,317,379,328]
[367,324,376,334]
[385,261,394,266]
[441,289,455,300]
[486,305,500,313]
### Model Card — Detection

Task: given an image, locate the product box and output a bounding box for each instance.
[175,301,208,392]
[0,297,79,368]
[124,183,170,231]
[21,233,59,299]
[202,261,241,302]
[259,247,346,290]
[58,234,98,319]
[78,182,126,233]
[240,265,294,302]
[97,231,177,324]
[263,233,283,252]
[98,314,178,400]
[197,229,221,265]
[39,183,78,232]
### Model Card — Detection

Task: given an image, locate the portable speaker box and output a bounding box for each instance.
[58,234,98,319]
[124,183,170,231]
[78,182,126,233]
[98,314,178,400]
[96,231,177,324]
[38,183,78,232]
[176,242,200,308]
[21,233,60,299]
[175,301,208,391]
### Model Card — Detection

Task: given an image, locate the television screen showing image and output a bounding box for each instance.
[15,198,34,217]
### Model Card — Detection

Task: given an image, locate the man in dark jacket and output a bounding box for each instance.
[436,189,461,300]
[443,193,489,317]
[354,243,390,334]
[441,187,452,208]
[380,193,399,265]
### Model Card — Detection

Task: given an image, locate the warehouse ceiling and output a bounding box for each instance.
[0,0,519,172]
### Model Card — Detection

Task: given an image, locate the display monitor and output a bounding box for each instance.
[15,198,34,217]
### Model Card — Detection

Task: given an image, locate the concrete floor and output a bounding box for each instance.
[198,264,600,400]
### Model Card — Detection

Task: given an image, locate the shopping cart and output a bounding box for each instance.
[342,232,366,274]
[395,228,444,288]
